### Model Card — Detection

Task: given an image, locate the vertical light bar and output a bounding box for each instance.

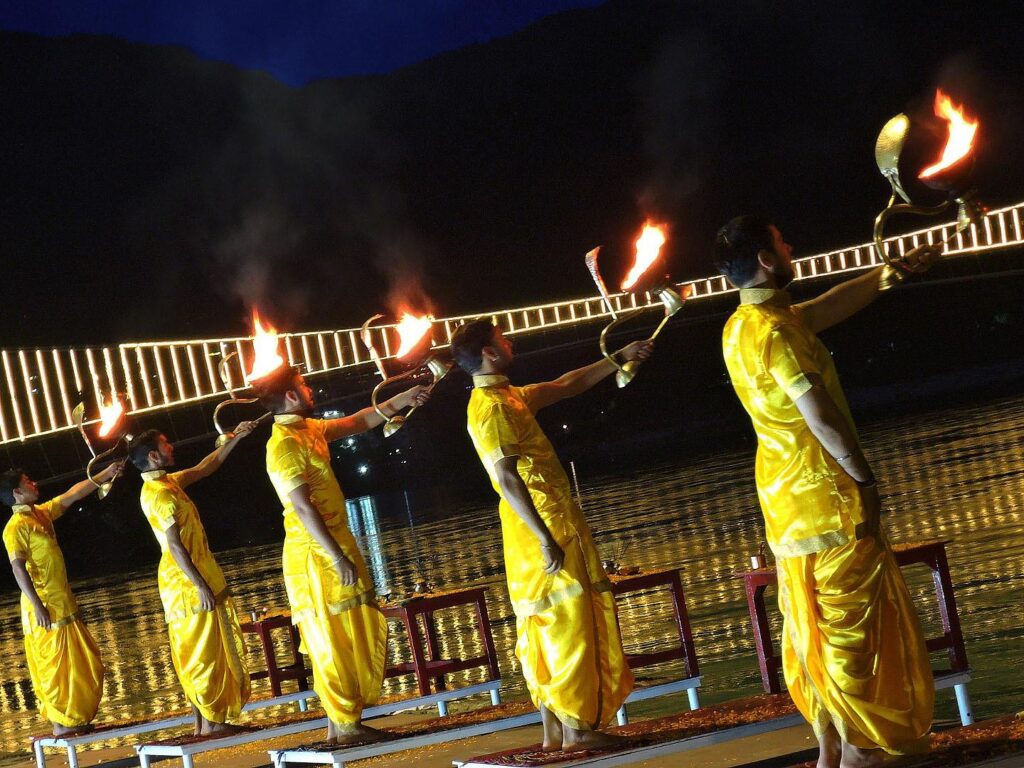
[52,349,73,425]
[332,332,345,368]
[85,348,104,411]
[202,343,220,393]
[998,210,1008,244]
[168,345,187,401]
[380,328,392,358]
[0,365,9,440]
[152,346,171,404]
[234,340,247,386]
[348,331,362,364]
[2,351,25,439]
[18,350,42,435]
[34,349,58,431]
[69,348,84,395]
[118,346,138,411]
[135,346,154,407]
[301,335,313,372]
[185,344,202,397]
[317,334,329,370]
[1013,208,1021,241]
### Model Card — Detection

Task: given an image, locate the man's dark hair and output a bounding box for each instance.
[450,319,496,374]
[0,468,26,507]
[252,365,302,414]
[130,429,163,471]
[713,215,775,288]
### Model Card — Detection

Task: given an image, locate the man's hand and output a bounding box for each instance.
[394,384,432,410]
[860,483,882,539]
[333,554,358,587]
[540,539,564,575]
[902,243,942,273]
[196,581,217,612]
[230,420,257,440]
[95,459,126,484]
[32,599,52,630]
[618,339,654,364]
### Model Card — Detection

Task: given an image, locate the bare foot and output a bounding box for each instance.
[562,730,627,752]
[841,743,885,768]
[200,721,243,737]
[334,723,387,746]
[818,725,841,768]
[51,723,93,737]
[540,705,563,751]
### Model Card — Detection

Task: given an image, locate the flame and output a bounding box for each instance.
[245,309,285,382]
[919,90,978,179]
[97,397,124,438]
[621,223,667,290]
[394,313,434,359]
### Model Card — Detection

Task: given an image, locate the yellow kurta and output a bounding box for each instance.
[266,414,386,728]
[467,374,633,730]
[3,499,103,727]
[722,287,933,752]
[139,470,249,723]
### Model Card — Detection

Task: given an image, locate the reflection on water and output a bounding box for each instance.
[1,395,1023,760]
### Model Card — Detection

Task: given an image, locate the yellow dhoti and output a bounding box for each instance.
[166,597,250,724]
[283,513,386,728]
[510,518,633,730]
[24,615,104,727]
[778,535,934,754]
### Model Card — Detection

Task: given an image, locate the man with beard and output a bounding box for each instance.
[450,320,651,752]
[131,423,255,736]
[713,215,940,768]
[2,462,121,735]
[253,365,429,745]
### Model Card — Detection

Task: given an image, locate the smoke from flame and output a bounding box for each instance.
[621,223,667,290]
[97,397,124,438]
[394,312,433,359]
[246,308,285,382]
[919,89,978,179]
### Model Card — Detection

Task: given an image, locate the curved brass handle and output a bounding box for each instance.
[212,350,270,444]
[371,356,452,437]
[873,195,955,291]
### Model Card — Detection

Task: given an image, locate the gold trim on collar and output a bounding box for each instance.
[274,414,304,425]
[12,504,33,515]
[140,470,167,482]
[472,374,510,388]
[739,288,791,306]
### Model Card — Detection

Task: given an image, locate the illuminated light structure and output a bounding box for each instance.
[2,200,1024,446]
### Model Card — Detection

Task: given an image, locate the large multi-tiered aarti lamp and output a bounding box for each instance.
[72,394,129,498]
[361,312,452,437]
[586,223,692,387]
[211,309,280,445]
[874,89,986,289]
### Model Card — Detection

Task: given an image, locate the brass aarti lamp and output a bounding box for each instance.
[586,223,691,388]
[873,90,986,290]
[73,395,130,498]
[362,313,451,438]
[211,310,279,446]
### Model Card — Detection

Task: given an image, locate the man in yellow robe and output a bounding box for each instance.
[253,365,429,744]
[130,423,255,736]
[450,319,650,752]
[2,463,121,735]
[714,215,939,768]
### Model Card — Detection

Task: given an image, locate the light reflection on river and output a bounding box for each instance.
[1,395,1022,761]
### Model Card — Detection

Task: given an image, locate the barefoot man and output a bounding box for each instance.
[2,463,121,736]
[254,365,430,744]
[131,423,255,736]
[714,215,937,767]
[450,319,650,752]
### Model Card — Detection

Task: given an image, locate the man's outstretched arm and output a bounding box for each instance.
[524,339,653,412]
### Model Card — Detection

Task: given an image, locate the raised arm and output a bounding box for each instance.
[164,522,216,611]
[493,456,563,574]
[524,339,653,412]
[9,558,51,629]
[58,461,124,510]
[323,384,431,441]
[286,484,358,586]
[175,420,256,489]
[797,244,941,333]
[794,377,880,533]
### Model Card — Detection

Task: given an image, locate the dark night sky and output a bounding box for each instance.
[0,0,604,85]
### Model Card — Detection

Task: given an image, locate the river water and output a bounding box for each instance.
[1,394,1022,763]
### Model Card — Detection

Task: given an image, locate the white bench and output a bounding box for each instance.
[138,679,501,768]
[615,675,701,725]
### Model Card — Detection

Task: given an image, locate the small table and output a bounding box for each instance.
[240,609,311,702]
[381,585,502,715]
[733,538,973,725]
[608,567,702,723]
